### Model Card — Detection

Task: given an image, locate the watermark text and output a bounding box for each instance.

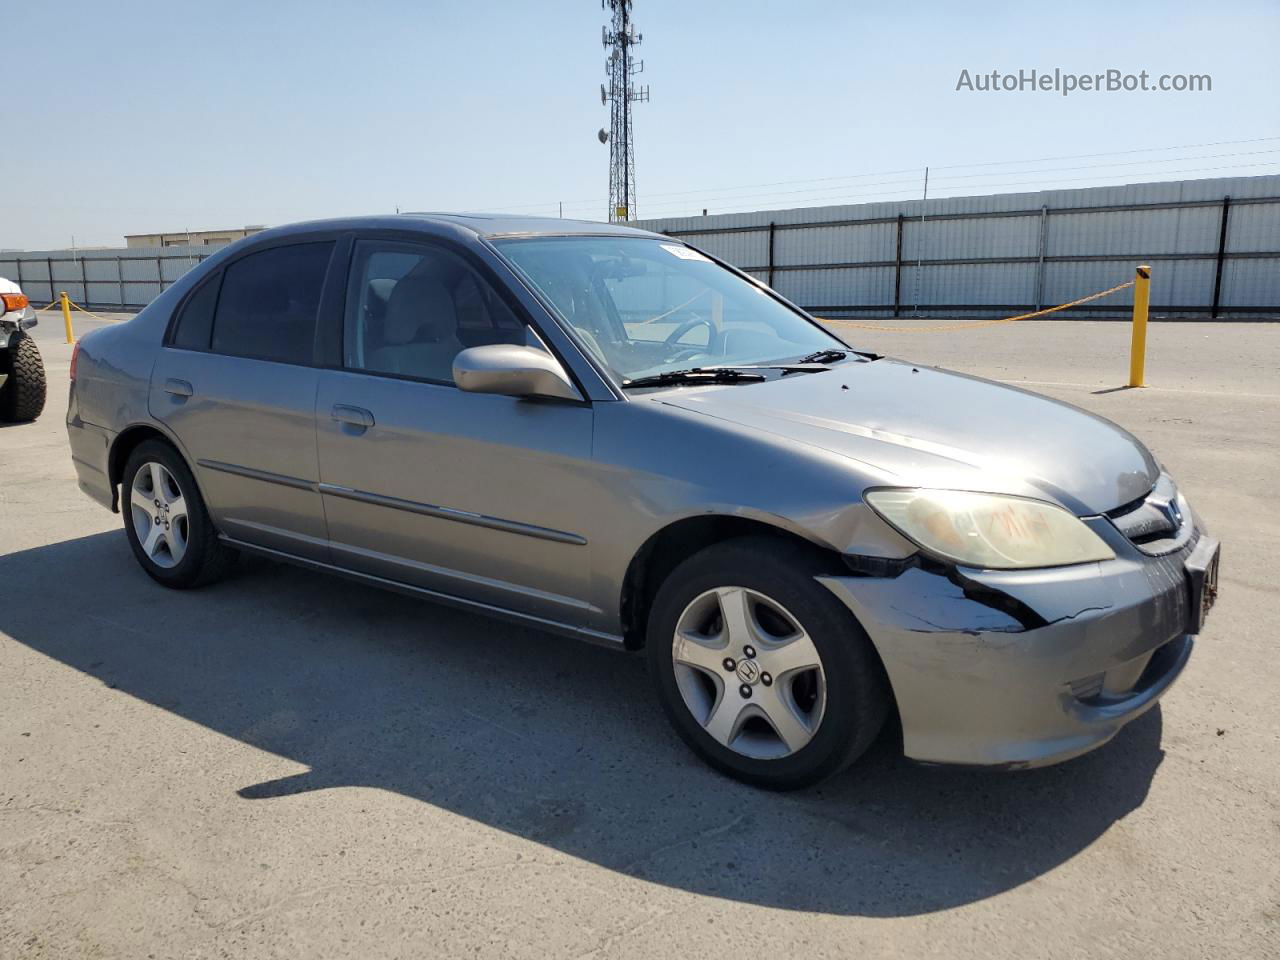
[956,68,1211,96]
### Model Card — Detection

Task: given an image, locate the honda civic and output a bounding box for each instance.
[65,214,1220,788]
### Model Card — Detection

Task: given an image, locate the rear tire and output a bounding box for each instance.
[122,439,236,588]
[0,333,47,422]
[646,536,889,790]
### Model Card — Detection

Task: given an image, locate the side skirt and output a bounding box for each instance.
[219,535,627,651]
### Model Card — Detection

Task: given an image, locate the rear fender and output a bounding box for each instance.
[106,418,213,515]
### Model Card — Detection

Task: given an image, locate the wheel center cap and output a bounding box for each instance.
[735,659,761,685]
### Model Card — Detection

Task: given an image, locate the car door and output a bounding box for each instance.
[148,238,338,561]
[314,236,599,627]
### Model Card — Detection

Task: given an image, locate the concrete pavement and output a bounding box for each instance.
[1,317,1277,958]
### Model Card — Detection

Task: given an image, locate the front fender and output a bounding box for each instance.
[583,397,918,631]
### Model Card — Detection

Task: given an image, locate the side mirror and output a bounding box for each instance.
[452,344,582,401]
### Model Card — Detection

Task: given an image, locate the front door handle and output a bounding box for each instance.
[163,378,193,398]
[331,404,375,429]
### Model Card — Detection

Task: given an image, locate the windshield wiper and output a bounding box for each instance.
[796,349,848,364]
[621,367,768,389]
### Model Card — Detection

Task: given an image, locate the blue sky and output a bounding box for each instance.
[3,0,1277,249]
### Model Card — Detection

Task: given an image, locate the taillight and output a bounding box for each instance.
[70,340,81,381]
[1,292,29,314]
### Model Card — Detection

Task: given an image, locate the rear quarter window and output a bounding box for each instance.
[210,242,334,364]
[169,272,222,350]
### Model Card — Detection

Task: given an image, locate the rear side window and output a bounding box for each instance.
[170,272,221,350]
[210,242,334,364]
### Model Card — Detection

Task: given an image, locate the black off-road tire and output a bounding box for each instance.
[645,536,890,790]
[122,438,237,588]
[0,333,47,422]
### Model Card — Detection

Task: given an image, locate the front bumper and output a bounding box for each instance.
[819,521,1216,769]
[0,309,37,349]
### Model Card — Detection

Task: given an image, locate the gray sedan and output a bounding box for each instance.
[65,214,1220,789]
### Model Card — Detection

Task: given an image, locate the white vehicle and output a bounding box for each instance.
[0,277,46,422]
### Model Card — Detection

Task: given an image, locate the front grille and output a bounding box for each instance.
[1107,473,1191,555]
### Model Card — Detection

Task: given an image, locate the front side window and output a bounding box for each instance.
[493,236,845,382]
[210,241,334,364]
[344,240,525,384]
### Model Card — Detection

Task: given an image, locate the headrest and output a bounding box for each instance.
[367,277,397,309]
[384,273,455,345]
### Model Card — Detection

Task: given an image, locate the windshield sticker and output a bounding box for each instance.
[660,244,712,262]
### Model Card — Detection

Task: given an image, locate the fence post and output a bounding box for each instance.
[1210,196,1231,319]
[892,214,904,317]
[1034,205,1048,312]
[1128,265,1151,387]
[767,221,777,289]
[117,256,125,309]
[60,291,74,343]
[80,255,89,310]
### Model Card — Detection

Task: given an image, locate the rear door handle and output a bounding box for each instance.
[331,404,375,428]
[163,378,193,398]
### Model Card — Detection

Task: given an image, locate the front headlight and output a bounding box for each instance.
[864,488,1115,569]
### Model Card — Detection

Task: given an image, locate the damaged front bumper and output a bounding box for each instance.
[819,517,1217,769]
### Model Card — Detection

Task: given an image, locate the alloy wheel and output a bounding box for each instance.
[130,461,189,568]
[671,586,827,760]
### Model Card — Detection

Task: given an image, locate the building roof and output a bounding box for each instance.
[123,226,265,239]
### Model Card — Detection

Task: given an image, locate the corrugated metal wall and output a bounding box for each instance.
[3,175,1276,317]
[635,175,1280,318]
[0,246,211,310]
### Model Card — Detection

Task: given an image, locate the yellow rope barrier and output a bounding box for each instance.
[33,294,126,342]
[35,296,122,322]
[822,278,1137,333]
[62,297,124,323]
[27,269,1151,386]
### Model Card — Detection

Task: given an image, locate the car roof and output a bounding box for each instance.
[403,213,667,240]
[243,213,669,244]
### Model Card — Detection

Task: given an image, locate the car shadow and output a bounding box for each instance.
[0,531,1166,917]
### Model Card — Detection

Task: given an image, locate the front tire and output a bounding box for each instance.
[0,332,47,422]
[646,537,889,790]
[122,439,236,588]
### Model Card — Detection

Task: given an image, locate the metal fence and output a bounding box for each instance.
[635,175,1280,319]
[0,246,214,311]
[4,175,1277,318]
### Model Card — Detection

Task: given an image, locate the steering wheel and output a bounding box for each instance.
[667,346,708,364]
[664,316,715,349]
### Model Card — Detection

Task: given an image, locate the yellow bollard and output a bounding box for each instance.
[1128,265,1151,387]
[60,291,75,344]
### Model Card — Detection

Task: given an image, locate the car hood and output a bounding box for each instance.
[657,359,1159,515]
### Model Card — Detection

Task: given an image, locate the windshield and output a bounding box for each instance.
[492,236,847,382]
